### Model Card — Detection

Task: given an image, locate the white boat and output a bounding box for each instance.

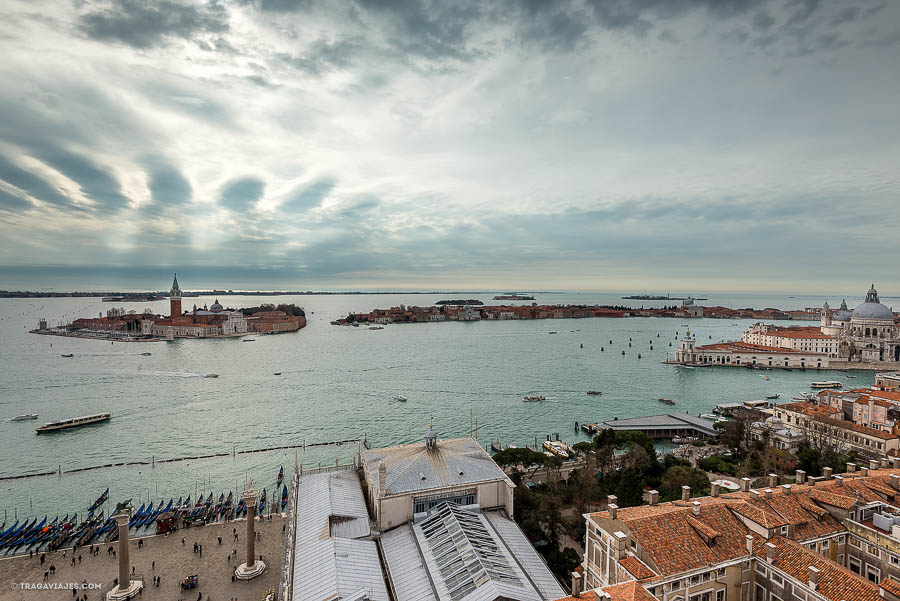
[10,413,39,421]
[542,440,570,459]
[394,395,408,402]
[36,413,110,433]
[811,381,841,389]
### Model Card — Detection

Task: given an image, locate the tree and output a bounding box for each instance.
[492,447,546,468]
[615,467,646,507]
[659,465,711,501]
[715,414,753,455]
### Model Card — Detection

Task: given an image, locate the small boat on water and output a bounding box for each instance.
[273,372,282,376]
[586,391,602,395]
[88,488,109,512]
[281,485,288,508]
[766,394,780,400]
[140,352,151,356]
[369,326,384,330]
[548,331,557,334]
[542,440,570,459]
[523,396,546,401]
[243,338,256,342]
[10,414,39,421]
[36,413,111,433]
[60,354,74,358]
[658,397,676,405]
[204,374,219,378]
[277,466,284,485]
[847,375,857,378]
[811,381,842,389]
[393,395,408,402]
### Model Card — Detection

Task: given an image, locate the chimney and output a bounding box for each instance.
[608,495,618,508]
[834,475,844,487]
[765,488,774,499]
[608,504,618,520]
[595,593,612,601]
[648,490,659,505]
[787,524,796,538]
[750,490,762,500]
[823,467,833,480]
[682,486,691,501]
[692,501,701,516]
[768,473,778,488]
[745,534,754,555]
[891,474,900,491]
[378,460,386,496]
[861,466,869,477]
[808,565,821,590]
[870,459,880,471]
[765,542,777,563]
[847,462,857,473]
[882,457,890,468]
[711,483,720,497]
[571,571,583,597]
[796,470,807,484]
[783,484,792,495]
[741,477,752,492]
[892,457,900,469]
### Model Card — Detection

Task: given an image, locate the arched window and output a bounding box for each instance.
[873,328,878,337]
[866,328,871,336]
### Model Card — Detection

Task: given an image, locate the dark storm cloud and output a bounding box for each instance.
[752,10,776,30]
[282,178,335,213]
[219,177,265,211]
[142,157,192,216]
[0,154,75,211]
[79,0,229,49]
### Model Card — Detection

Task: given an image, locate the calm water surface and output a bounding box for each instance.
[0,291,875,519]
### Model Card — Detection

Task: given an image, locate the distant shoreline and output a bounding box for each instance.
[0,290,564,299]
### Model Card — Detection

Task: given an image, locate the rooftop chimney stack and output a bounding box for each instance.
[892,457,900,469]
[834,475,844,487]
[768,473,778,488]
[608,495,618,508]
[808,566,821,591]
[608,504,618,520]
[870,459,880,471]
[711,483,720,497]
[783,484,792,495]
[746,534,754,555]
[823,467,833,480]
[861,466,869,477]
[765,488,773,499]
[741,477,752,492]
[796,470,807,484]
[847,462,857,473]
[648,490,659,505]
[765,542,777,563]
[682,486,691,501]
[692,501,701,516]
[882,457,890,468]
[571,572,583,597]
[891,475,900,491]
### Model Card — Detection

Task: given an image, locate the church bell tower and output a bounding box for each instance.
[169,273,182,318]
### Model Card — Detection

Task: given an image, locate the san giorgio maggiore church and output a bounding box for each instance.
[675,285,899,368]
[142,274,249,339]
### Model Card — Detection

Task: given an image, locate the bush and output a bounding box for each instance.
[691,440,707,447]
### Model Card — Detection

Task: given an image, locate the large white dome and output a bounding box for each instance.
[851,285,894,321]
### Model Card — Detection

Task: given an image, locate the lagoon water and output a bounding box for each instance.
[0,291,877,521]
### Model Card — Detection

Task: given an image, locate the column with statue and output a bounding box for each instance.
[107,502,143,600]
[235,481,266,580]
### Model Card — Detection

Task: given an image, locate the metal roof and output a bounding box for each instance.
[292,470,388,601]
[362,436,511,497]
[381,502,563,601]
[598,412,718,436]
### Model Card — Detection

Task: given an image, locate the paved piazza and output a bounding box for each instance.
[0,516,284,601]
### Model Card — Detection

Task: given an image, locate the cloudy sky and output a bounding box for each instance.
[0,0,898,292]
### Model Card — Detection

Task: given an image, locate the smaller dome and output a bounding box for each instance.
[210,299,223,311]
[823,301,830,310]
[765,416,784,429]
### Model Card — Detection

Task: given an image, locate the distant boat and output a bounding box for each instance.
[523,396,546,401]
[369,326,384,330]
[243,338,255,342]
[140,352,151,356]
[36,413,111,433]
[10,414,39,421]
[658,398,676,405]
[811,381,841,389]
[542,440,570,459]
[273,372,282,376]
[393,395,408,402]
[766,394,780,400]
[548,331,557,334]
[586,391,602,395]
[60,354,74,358]
[281,485,288,508]
[277,466,284,485]
[204,374,219,378]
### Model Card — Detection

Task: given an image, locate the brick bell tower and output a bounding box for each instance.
[169,273,182,318]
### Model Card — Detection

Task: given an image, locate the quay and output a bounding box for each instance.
[590,412,718,440]
[0,515,284,601]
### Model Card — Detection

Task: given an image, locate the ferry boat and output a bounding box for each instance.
[36,413,111,433]
[10,414,39,421]
[810,381,841,389]
[542,440,570,459]
[658,397,676,405]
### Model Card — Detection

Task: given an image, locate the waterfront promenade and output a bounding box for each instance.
[0,516,283,601]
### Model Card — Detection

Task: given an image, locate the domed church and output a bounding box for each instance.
[821,284,899,362]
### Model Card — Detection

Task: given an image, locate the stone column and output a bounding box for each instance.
[235,488,265,580]
[106,509,142,600]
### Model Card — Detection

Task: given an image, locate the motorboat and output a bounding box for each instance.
[811,381,841,389]
[273,372,282,376]
[765,394,780,400]
[586,391,602,395]
[369,326,384,330]
[60,354,74,358]
[204,374,219,378]
[36,413,111,433]
[542,440,570,459]
[393,395,408,402]
[523,396,546,401]
[243,338,256,342]
[658,397,676,405]
[10,414,39,421]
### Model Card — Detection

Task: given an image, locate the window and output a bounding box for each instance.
[867,565,881,583]
[850,557,861,574]
[868,544,881,558]
[890,555,899,566]
[756,583,766,600]
[689,590,716,601]
[850,537,862,548]
[770,573,784,586]
[756,564,768,577]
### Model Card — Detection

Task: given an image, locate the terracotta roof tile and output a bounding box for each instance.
[599,581,658,601]
[880,578,900,597]
[619,555,657,581]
